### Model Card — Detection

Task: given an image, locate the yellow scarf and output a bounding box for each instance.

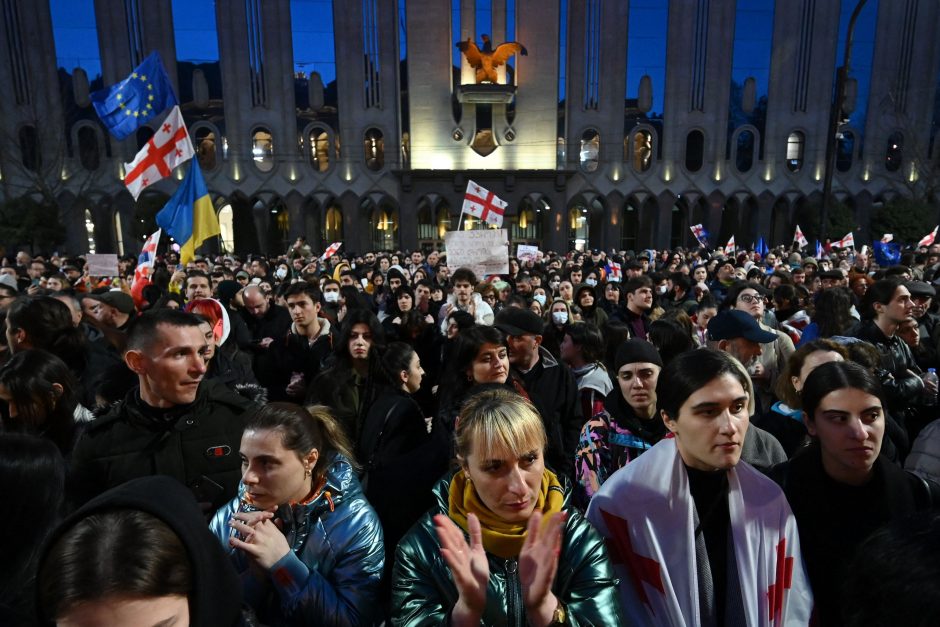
[448,469,565,559]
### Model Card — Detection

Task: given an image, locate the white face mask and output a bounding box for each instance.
[323,291,340,303]
[585,278,597,287]
[657,285,668,295]
[552,311,569,325]
[275,268,288,280]
[533,294,547,306]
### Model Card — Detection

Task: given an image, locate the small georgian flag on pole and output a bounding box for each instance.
[133,228,161,289]
[918,226,938,248]
[793,225,808,248]
[690,223,708,247]
[724,236,736,256]
[320,242,342,260]
[462,181,508,227]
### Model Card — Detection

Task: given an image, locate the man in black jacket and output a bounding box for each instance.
[494,307,582,480]
[70,309,257,508]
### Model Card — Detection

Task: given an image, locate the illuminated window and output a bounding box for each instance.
[218,204,234,252]
[364,128,384,171]
[568,206,589,251]
[885,131,903,172]
[631,129,652,172]
[309,127,330,171]
[324,206,343,241]
[371,207,397,250]
[580,130,599,172]
[252,128,274,172]
[786,131,804,172]
[193,126,217,171]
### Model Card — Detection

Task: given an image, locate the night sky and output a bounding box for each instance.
[49,0,880,125]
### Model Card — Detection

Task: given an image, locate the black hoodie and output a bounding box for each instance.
[38,476,245,626]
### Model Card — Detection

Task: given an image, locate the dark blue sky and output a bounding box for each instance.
[49,0,879,127]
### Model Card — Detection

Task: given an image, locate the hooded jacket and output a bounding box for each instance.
[210,456,384,626]
[391,473,623,626]
[69,378,256,507]
[37,476,244,626]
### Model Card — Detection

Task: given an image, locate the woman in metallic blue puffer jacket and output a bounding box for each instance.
[210,402,384,627]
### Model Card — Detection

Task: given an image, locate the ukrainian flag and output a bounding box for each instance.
[156,161,220,266]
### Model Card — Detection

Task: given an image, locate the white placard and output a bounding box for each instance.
[445,229,509,278]
[85,254,119,277]
[516,244,539,263]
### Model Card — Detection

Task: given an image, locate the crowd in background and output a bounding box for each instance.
[2,234,940,626]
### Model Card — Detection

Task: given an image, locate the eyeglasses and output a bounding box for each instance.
[738,294,762,304]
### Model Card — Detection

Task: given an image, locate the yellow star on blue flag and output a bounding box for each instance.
[91,52,177,140]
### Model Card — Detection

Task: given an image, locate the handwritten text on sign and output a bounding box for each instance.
[445,229,509,278]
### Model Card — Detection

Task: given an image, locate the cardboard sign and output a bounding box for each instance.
[516,244,539,263]
[445,229,509,278]
[85,254,119,277]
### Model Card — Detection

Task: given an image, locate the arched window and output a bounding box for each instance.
[511,202,542,243]
[436,206,451,240]
[370,206,397,250]
[324,206,343,242]
[568,206,589,251]
[630,129,653,172]
[77,126,100,171]
[218,204,234,252]
[735,129,755,173]
[194,127,217,171]
[580,130,599,172]
[836,131,855,172]
[364,128,384,171]
[84,208,96,253]
[885,131,903,172]
[685,130,704,172]
[252,128,274,172]
[309,127,330,172]
[18,125,40,172]
[786,131,804,172]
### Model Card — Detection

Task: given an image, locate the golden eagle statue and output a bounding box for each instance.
[456,34,528,84]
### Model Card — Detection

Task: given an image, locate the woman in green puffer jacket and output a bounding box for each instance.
[391,387,624,626]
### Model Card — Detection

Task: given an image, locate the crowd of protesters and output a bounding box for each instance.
[2,234,940,625]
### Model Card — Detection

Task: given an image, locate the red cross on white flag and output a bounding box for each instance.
[724,235,736,256]
[462,180,507,227]
[793,225,808,248]
[320,242,342,260]
[834,232,855,249]
[133,228,162,290]
[123,105,194,200]
[918,226,938,248]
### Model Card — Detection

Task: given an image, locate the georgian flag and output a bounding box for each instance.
[320,242,342,261]
[793,225,808,248]
[462,181,507,227]
[881,233,894,243]
[606,261,622,282]
[133,229,161,289]
[586,438,813,626]
[918,226,938,248]
[690,224,708,247]
[123,105,194,200]
[724,236,736,256]
[834,232,855,249]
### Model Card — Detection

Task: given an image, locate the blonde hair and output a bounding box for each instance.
[455,387,547,462]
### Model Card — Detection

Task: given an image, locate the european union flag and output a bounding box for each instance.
[756,237,769,258]
[873,241,901,267]
[91,52,177,140]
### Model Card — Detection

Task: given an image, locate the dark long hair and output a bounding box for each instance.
[440,325,507,412]
[656,348,752,420]
[38,510,191,622]
[0,349,80,455]
[5,297,87,371]
[334,309,385,367]
[812,287,856,337]
[801,360,884,424]
[381,341,417,390]
[0,434,65,615]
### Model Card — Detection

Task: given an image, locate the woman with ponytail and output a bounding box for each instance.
[210,402,384,626]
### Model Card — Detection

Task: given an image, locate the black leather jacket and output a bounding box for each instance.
[851,320,925,417]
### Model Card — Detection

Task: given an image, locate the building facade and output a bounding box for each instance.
[1,0,939,256]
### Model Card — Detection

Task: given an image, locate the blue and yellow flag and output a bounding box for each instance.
[156,161,220,266]
[91,52,177,140]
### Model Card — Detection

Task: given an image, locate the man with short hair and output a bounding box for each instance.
[87,291,137,331]
[240,285,292,351]
[494,307,581,480]
[320,279,342,322]
[622,275,653,339]
[256,282,334,401]
[185,271,212,302]
[70,309,256,506]
[438,267,494,330]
